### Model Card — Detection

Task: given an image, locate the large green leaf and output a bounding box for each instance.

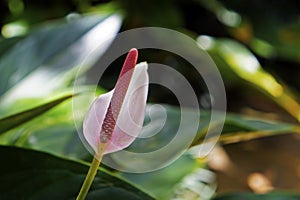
[213,192,300,200]
[0,37,23,56]
[0,13,121,99]
[121,154,202,200]
[0,88,101,158]
[0,89,103,160]
[0,94,73,134]
[0,93,85,159]
[128,104,298,151]
[121,152,217,200]
[0,145,154,200]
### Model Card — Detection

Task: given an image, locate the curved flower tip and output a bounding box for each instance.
[83,49,149,155]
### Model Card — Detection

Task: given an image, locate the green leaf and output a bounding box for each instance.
[0,94,73,134]
[128,104,298,150]
[198,37,300,121]
[0,37,23,56]
[0,89,103,160]
[121,154,202,200]
[0,14,121,98]
[213,192,300,200]
[0,145,154,200]
[224,114,294,133]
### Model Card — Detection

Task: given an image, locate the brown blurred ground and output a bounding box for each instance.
[208,134,300,194]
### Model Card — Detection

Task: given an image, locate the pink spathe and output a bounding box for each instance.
[83,49,148,155]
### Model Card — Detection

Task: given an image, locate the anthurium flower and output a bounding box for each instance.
[83,49,149,155]
[77,49,148,200]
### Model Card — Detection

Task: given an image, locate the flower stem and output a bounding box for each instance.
[76,143,107,200]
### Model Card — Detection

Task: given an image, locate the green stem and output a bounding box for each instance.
[76,143,106,200]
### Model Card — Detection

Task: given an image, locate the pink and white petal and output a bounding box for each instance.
[106,62,149,153]
[83,90,114,154]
